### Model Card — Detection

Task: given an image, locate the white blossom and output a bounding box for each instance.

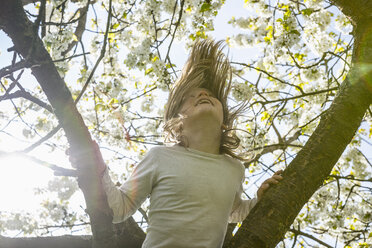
[232,82,253,101]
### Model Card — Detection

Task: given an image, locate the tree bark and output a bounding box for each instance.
[0,218,145,248]
[0,1,144,247]
[226,6,372,248]
[0,235,91,248]
[330,0,372,23]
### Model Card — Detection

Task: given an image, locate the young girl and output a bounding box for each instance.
[95,40,282,247]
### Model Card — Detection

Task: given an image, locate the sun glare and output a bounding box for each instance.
[0,155,53,211]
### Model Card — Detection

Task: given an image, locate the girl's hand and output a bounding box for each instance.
[257,170,283,201]
[66,140,107,177]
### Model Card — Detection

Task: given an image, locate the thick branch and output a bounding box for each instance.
[0,235,91,248]
[0,90,53,112]
[331,0,372,23]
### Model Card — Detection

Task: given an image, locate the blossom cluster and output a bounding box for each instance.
[232,82,253,101]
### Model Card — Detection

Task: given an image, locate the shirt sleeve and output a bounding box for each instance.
[228,184,258,223]
[228,163,258,223]
[101,149,157,224]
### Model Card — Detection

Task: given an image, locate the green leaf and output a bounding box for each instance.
[290,30,301,36]
[72,34,78,42]
[95,104,105,112]
[301,8,315,16]
[166,63,176,69]
[145,67,153,75]
[108,98,118,106]
[200,3,211,12]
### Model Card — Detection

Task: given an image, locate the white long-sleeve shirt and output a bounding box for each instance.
[102,145,257,248]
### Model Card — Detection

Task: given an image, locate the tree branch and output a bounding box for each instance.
[0,90,53,112]
[0,235,91,248]
[288,228,333,248]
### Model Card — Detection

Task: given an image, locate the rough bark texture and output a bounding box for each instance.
[0,1,144,247]
[0,235,91,248]
[226,3,372,248]
[331,0,372,23]
[0,218,146,248]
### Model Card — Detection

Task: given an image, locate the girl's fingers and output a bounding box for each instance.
[261,183,270,190]
[273,174,283,180]
[263,174,283,186]
[264,178,279,185]
[258,171,284,200]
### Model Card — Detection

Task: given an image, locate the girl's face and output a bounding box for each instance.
[178,88,224,126]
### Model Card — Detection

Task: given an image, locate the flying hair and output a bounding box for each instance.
[164,39,248,160]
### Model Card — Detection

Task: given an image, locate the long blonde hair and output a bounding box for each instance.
[164,39,247,160]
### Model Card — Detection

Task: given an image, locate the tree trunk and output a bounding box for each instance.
[330,0,372,22]
[0,1,145,247]
[226,8,372,248]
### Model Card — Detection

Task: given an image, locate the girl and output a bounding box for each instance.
[86,40,282,247]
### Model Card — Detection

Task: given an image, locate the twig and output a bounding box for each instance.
[0,60,30,79]
[74,0,112,104]
[288,228,333,248]
[22,125,62,153]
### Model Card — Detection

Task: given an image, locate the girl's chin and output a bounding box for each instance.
[187,109,223,123]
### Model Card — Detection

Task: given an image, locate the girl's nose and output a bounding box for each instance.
[198,90,209,97]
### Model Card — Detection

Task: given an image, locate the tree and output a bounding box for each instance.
[0,0,371,247]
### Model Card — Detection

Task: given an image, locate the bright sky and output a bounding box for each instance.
[0,156,51,210]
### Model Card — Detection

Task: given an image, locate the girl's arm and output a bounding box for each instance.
[68,141,156,224]
[228,185,258,223]
[101,150,157,223]
[228,170,283,223]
